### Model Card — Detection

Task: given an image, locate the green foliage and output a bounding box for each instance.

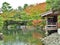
[0,16,4,31]
[58,16,60,23]
[2,2,13,12]
[46,0,60,11]
[20,11,30,20]
[24,4,28,9]
[18,6,23,11]
[46,2,51,11]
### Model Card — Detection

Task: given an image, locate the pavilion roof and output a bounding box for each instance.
[41,10,60,17]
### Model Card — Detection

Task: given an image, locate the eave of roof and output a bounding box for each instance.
[41,10,60,17]
[41,10,52,17]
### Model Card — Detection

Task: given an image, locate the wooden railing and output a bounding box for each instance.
[47,22,56,25]
[45,25,57,30]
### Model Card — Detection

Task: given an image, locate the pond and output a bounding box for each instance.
[0,31,35,45]
[0,29,44,45]
[0,34,29,45]
[0,41,28,45]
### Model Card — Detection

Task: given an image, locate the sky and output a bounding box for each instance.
[0,0,46,9]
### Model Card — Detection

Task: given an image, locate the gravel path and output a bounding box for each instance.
[41,33,60,45]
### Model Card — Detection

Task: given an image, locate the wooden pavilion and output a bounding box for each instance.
[41,10,60,35]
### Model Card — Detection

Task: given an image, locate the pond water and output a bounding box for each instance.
[0,32,30,45]
[0,41,28,45]
[0,29,43,45]
[0,38,28,45]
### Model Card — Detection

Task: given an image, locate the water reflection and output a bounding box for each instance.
[3,41,27,45]
[0,40,28,45]
[0,33,28,45]
[0,29,43,45]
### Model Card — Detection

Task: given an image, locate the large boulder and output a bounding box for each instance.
[41,33,60,45]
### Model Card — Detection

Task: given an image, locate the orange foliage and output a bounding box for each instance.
[25,2,46,15]
[32,19,42,26]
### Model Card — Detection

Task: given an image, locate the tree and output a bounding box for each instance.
[46,0,60,11]
[2,2,13,12]
[24,4,28,9]
[18,6,23,11]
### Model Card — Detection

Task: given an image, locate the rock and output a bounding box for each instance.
[41,33,60,45]
[0,33,3,40]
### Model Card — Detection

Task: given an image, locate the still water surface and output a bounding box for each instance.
[0,41,28,45]
[0,33,29,45]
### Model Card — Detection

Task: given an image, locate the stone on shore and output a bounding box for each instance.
[41,33,60,45]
